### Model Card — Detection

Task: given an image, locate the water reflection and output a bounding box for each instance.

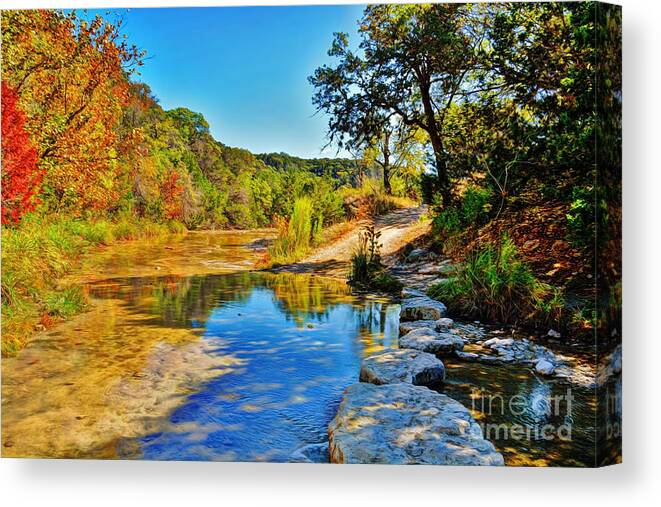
[2,271,400,460]
[103,272,400,462]
[2,228,601,466]
[442,359,596,467]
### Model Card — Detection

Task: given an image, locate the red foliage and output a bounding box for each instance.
[1,82,43,224]
[161,172,184,220]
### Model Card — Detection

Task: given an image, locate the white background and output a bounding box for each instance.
[0,0,659,505]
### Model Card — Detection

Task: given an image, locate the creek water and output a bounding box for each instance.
[1,231,598,465]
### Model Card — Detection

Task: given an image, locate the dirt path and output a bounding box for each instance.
[274,206,430,278]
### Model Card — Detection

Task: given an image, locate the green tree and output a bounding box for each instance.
[310,4,489,204]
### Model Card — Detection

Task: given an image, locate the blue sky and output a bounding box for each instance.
[96,5,364,158]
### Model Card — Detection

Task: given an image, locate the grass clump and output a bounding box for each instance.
[349,226,402,294]
[268,197,322,265]
[427,235,563,326]
[1,214,187,355]
[44,286,87,318]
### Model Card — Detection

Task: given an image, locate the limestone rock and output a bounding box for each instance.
[400,297,447,321]
[435,317,454,330]
[399,327,464,355]
[535,359,556,376]
[405,248,430,263]
[401,287,426,299]
[328,383,504,466]
[359,348,445,386]
[399,319,437,335]
[289,442,329,463]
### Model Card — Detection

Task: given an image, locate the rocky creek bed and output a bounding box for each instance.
[3,232,618,466]
[289,283,619,466]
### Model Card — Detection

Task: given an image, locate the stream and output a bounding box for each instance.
[2,231,601,465]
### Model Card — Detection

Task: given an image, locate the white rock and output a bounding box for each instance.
[359,348,445,386]
[547,329,561,338]
[535,359,556,375]
[399,327,464,355]
[483,337,514,349]
[328,383,504,465]
[401,287,426,299]
[399,320,437,335]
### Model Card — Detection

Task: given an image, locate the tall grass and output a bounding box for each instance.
[1,214,187,355]
[268,197,321,265]
[428,235,563,326]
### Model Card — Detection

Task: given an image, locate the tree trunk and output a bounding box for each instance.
[418,78,451,205]
[383,165,392,195]
[428,131,451,204]
[382,131,392,195]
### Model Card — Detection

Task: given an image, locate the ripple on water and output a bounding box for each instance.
[2,232,604,466]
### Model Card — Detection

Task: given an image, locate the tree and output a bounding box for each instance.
[1,10,143,213]
[487,2,597,187]
[310,4,489,204]
[1,81,43,224]
[361,121,427,195]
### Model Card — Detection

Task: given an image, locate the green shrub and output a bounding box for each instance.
[566,186,607,249]
[350,226,381,284]
[432,207,461,237]
[76,220,114,244]
[371,272,404,293]
[431,185,493,238]
[167,220,188,235]
[112,216,139,240]
[428,235,564,325]
[461,186,493,224]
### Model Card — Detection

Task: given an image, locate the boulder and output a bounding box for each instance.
[399,319,437,335]
[483,337,515,349]
[289,442,329,463]
[435,317,454,330]
[399,327,464,355]
[328,383,504,466]
[401,287,426,299]
[405,248,430,263]
[535,359,556,376]
[359,348,445,386]
[400,296,447,321]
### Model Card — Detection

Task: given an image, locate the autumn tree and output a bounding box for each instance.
[1,82,43,224]
[1,10,143,213]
